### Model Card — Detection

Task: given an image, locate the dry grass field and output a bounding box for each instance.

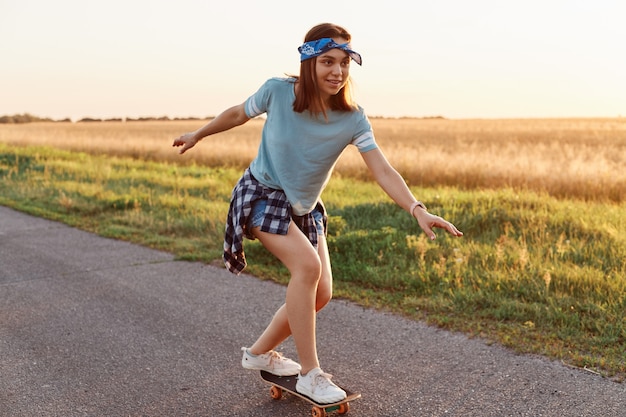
[1,117,625,202]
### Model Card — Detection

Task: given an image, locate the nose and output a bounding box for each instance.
[331,63,342,75]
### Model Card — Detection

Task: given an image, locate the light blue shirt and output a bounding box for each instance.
[245,77,378,215]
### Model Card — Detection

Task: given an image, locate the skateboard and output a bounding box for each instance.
[260,370,361,416]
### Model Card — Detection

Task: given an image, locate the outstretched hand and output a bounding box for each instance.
[172,132,199,154]
[414,209,463,240]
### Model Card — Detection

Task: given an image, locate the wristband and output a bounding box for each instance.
[410,201,427,217]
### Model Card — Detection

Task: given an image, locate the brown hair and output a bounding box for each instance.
[292,23,358,117]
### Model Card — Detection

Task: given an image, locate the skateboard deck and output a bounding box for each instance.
[260,370,361,416]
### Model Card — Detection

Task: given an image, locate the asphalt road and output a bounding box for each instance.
[1,205,624,417]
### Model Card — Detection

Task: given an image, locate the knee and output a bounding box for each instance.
[315,270,333,311]
[315,287,332,311]
[292,256,322,286]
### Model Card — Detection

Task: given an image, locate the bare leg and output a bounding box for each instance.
[248,223,333,374]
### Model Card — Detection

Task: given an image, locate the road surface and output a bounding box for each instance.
[1,206,624,416]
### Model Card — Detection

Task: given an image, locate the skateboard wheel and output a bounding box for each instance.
[311,406,326,417]
[338,402,350,414]
[269,385,282,400]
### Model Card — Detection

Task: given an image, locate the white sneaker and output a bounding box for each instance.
[241,347,301,376]
[296,367,347,404]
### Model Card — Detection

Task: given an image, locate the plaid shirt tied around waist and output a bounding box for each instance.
[223,168,326,275]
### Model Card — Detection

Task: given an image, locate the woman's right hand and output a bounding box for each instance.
[172,132,199,154]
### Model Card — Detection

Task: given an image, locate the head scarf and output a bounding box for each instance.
[298,38,362,65]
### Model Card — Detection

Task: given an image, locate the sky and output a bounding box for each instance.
[1,0,624,121]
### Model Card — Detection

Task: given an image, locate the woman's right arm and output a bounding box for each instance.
[172,102,250,154]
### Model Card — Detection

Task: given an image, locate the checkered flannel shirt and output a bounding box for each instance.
[223,168,326,275]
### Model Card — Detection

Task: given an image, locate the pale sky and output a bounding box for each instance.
[1,0,624,121]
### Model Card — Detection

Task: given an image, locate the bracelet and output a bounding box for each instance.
[410,201,427,217]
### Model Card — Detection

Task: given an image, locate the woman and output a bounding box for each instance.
[173,23,463,404]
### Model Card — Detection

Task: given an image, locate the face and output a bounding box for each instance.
[314,37,351,101]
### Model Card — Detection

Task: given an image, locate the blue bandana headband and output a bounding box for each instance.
[298,38,362,66]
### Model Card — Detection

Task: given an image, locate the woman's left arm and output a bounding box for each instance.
[361,148,463,240]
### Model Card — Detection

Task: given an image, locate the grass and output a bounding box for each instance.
[1,141,624,381]
[2,118,625,202]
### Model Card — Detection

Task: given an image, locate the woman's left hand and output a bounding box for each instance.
[414,208,463,240]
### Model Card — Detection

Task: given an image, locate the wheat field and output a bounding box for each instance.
[1,117,625,202]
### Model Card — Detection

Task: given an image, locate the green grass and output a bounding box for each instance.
[1,143,625,380]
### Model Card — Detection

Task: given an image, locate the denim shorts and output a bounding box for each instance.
[248,199,325,236]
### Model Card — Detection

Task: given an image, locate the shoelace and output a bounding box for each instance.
[267,351,287,367]
[312,371,336,389]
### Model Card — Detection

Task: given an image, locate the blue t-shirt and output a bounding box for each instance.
[245,77,378,215]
